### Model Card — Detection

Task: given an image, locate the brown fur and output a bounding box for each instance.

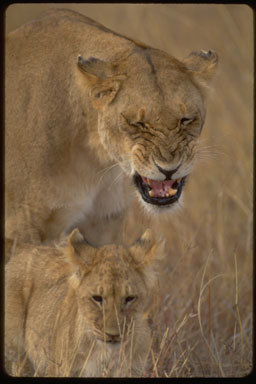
[5,9,218,245]
[5,229,164,377]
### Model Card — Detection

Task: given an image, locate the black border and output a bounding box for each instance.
[0,2,255,383]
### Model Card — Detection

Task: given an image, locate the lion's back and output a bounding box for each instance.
[6,8,134,62]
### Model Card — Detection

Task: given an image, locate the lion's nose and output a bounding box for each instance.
[154,160,181,180]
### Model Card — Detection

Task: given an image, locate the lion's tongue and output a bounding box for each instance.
[141,176,177,198]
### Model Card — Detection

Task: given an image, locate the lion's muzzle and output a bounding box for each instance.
[133,173,187,206]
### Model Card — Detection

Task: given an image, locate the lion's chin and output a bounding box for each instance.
[138,192,184,217]
[133,173,187,207]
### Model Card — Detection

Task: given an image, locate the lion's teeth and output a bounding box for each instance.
[177,178,182,183]
[169,188,178,197]
[149,190,154,197]
[147,178,151,185]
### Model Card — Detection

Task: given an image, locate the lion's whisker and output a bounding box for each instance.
[107,172,124,190]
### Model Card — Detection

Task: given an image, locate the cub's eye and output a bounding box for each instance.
[180,117,194,127]
[92,295,103,304]
[125,295,137,305]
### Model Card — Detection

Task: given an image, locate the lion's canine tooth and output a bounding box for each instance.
[149,190,154,197]
[169,188,178,197]
[147,178,151,185]
[177,178,182,183]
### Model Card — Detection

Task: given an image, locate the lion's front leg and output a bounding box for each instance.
[78,212,126,246]
[77,173,136,246]
[5,203,52,245]
[78,201,147,247]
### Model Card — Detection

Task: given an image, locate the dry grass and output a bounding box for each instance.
[5,4,253,378]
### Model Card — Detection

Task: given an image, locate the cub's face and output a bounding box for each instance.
[77,248,148,344]
[78,48,218,211]
[67,228,161,345]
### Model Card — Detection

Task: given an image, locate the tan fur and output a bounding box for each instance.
[5,9,218,245]
[5,229,164,377]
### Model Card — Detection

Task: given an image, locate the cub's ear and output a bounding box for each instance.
[67,228,87,255]
[130,229,165,290]
[130,229,165,265]
[66,228,95,288]
[130,229,155,265]
[77,55,125,110]
[183,50,218,83]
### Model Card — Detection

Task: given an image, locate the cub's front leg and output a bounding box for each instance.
[5,282,26,374]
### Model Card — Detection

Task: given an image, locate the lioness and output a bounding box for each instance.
[5,9,218,244]
[5,228,163,377]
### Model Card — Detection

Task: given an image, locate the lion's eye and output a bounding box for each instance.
[132,121,146,128]
[125,295,137,305]
[180,117,194,127]
[92,295,103,304]
[95,90,111,99]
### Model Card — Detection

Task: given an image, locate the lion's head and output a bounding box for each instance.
[66,228,163,344]
[77,47,218,211]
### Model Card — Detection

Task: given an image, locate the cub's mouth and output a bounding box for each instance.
[97,336,121,345]
[133,173,186,206]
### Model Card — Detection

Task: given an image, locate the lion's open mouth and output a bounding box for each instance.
[133,173,186,206]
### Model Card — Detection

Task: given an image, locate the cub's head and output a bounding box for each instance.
[66,228,163,344]
[77,47,218,212]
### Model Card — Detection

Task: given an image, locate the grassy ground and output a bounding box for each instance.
[5,4,253,377]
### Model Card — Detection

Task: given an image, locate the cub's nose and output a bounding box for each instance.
[105,333,120,343]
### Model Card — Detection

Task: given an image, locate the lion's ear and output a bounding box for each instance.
[183,50,218,83]
[66,228,95,287]
[77,56,113,79]
[77,55,125,110]
[90,78,123,110]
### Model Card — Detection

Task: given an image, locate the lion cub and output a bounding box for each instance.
[5,229,163,377]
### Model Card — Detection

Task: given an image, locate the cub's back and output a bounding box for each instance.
[5,241,69,292]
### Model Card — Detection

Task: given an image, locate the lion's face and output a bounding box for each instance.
[67,229,161,344]
[78,48,218,211]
